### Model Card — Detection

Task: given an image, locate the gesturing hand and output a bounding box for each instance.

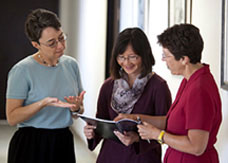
[42,97,76,108]
[64,91,86,112]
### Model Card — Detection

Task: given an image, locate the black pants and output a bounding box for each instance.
[8,127,76,163]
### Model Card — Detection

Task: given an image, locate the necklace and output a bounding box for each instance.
[38,54,59,67]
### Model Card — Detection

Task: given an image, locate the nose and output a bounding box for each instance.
[56,40,65,49]
[123,58,130,64]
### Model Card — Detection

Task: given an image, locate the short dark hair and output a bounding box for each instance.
[25,8,61,42]
[110,27,155,79]
[157,24,204,64]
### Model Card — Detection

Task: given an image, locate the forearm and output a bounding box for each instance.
[132,114,167,129]
[6,99,45,126]
[163,130,209,156]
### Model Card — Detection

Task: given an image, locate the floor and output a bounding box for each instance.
[0,121,99,163]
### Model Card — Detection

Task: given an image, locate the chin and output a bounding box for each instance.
[56,52,64,58]
[124,69,136,75]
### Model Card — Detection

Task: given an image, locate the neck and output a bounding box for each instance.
[127,73,140,88]
[184,63,203,80]
[37,54,59,67]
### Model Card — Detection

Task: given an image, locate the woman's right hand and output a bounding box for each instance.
[84,123,96,139]
[41,97,76,108]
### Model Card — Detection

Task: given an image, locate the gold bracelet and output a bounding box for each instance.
[157,130,165,144]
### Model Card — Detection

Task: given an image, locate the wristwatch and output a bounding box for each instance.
[157,130,165,144]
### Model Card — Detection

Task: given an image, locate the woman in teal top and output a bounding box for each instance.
[6,8,85,163]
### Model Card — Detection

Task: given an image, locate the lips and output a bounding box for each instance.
[123,65,134,71]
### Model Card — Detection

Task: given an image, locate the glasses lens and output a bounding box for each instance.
[129,56,137,62]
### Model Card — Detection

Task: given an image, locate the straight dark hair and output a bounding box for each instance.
[110,27,155,79]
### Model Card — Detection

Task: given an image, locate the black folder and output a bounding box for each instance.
[75,113,140,142]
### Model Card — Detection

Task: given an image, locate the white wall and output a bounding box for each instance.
[60,0,107,141]
[192,1,228,162]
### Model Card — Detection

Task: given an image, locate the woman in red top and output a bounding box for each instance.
[115,24,222,163]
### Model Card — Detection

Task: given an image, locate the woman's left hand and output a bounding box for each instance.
[64,91,86,112]
[114,131,139,146]
[114,113,136,121]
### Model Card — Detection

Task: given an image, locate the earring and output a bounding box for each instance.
[119,67,123,76]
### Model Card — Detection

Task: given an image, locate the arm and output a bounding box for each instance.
[86,79,113,150]
[163,129,209,156]
[138,122,209,156]
[6,97,76,126]
[137,84,213,156]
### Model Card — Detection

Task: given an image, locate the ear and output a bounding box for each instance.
[31,41,40,49]
[181,56,190,65]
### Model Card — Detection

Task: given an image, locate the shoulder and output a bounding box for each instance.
[101,77,114,89]
[98,77,115,95]
[148,73,169,88]
[60,55,80,71]
[61,55,78,65]
[9,56,33,75]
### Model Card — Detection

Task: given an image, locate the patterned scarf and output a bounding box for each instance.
[111,72,152,114]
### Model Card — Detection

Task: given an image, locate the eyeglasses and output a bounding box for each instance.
[117,55,139,63]
[39,33,67,48]
[162,53,172,59]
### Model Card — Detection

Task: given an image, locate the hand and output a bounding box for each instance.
[114,131,139,146]
[42,97,76,108]
[84,123,96,139]
[113,113,135,122]
[137,122,161,141]
[64,91,86,112]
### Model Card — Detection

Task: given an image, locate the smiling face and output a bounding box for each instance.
[162,47,185,75]
[117,44,142,78]
[32,27,66,60]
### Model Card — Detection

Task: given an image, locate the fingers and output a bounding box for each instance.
[114,130,124,138]
[114,131,127,144]
[113,113,127,121]
[137,122,158,141]
[54,100,76,108]
[84,124,96,139]
[114,131,138,146]
[79,91,86,100]
[43,97,59,105]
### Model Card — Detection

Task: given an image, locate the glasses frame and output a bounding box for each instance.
[117,55,139,63]
[162,53,173,59]
[39,33,67,48]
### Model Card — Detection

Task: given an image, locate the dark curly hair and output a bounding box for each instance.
[25,8,61,42]
[157,24,204,64]
[110,27,155,79]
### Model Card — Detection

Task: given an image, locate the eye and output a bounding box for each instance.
[117,55,124,60]
[48,41,57,47]
[58,36,65,42]
[129,55,137,59]
[129,55,138,61]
